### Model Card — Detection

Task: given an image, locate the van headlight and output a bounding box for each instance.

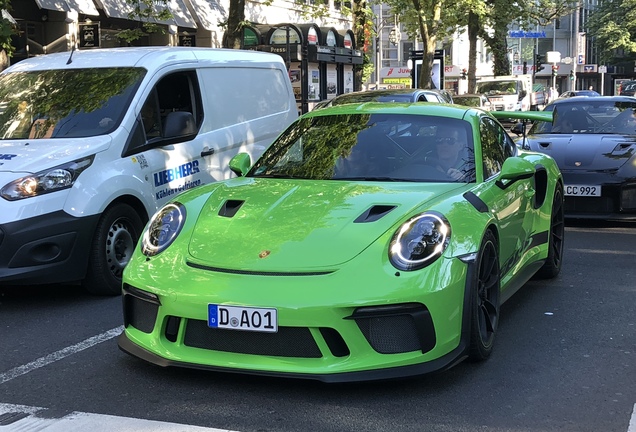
[1,156,94,201]
[389,212,451,271]
[141,203,186,257]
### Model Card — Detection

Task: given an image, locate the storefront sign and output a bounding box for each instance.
[79,22,100,48]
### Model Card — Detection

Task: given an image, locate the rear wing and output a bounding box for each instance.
[490,111,553,123]
[491,111,553,150]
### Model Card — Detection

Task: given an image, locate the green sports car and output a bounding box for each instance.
[118,103,564,382]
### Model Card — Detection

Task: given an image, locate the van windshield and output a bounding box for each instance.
[0,67,146,140]
[475,80,519,96]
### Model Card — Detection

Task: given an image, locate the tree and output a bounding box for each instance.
[119,0,173,44]
[587,0,636,66]
[384,0,462,88]
[0,0,17,61]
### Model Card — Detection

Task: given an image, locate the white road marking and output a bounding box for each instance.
[629,403,636,432]
[0,403,237,431]
[0,326,124,385]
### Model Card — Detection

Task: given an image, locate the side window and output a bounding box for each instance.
[141,91,161,139]
[122,70,203,157]
[480,117,507,179]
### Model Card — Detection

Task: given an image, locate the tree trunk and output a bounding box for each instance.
[352,0,368,91]
[467,11,479,93]
[223,0,246,49]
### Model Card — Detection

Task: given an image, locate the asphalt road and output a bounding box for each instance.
[1,220,635,432]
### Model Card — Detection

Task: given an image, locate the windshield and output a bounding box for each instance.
[529,101,636,135]
[248,113,476,183]
[476,81,519,96]
[0,67,146,140]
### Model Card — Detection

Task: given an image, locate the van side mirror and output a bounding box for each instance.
[163,111,197,139]
[229,153,251,177]
[518,90,527,101]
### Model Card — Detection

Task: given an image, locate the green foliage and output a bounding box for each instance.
[587,0,636,64]
[0,0,17,57]
[118,0,173,43]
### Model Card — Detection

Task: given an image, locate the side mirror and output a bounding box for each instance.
[518,90,527,101]
[496,157,535,189]
[229,152,251,177]
[510,122,524,135]
[163,111,197,139]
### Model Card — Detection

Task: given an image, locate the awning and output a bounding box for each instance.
[97,0,197,28]
[35,0,99,15]
[185,0,226,31]
[67,0,100,15]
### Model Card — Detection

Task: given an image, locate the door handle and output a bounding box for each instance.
[201,148,215,157]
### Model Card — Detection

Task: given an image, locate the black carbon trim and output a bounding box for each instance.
[118,331,468,383]
[463,191,488,213]
[186,261,334,276]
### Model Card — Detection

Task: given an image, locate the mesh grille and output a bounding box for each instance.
[621,187,636,210]
[124,295,159,334]
[184,319,322,358]
[356,315,421,354]
[565,196,614,214]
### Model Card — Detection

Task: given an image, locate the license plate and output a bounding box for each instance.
[208,304,278,333]
[565,185,601,197]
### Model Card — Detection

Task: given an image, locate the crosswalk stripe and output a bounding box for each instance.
[0,403,239,432]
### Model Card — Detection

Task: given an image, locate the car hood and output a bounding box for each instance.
[524,134,636,170]
[0,136,111,173]
[187,179,466,271]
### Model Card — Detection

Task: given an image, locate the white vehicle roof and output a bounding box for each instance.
[3,47,286,73]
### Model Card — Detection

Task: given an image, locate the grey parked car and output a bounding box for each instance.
[312,88,453,110]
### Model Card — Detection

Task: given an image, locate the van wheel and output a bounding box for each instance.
[83,203,144,296]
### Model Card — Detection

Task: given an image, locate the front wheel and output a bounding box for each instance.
[468,230,501,362]
[83,203,144,296]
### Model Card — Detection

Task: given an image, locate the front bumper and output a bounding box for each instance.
[562,172,636,220]
[119,252,474,382]
[0,210,99,284]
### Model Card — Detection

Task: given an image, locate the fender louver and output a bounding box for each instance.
[354,205,396,223]
[218,200,244,218]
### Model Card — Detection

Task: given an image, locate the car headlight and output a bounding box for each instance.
[389,212,451,271]
[141,202,186,257]
[1,156,94,201]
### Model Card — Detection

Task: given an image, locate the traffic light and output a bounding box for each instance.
[552,65,558,77]
[460,68,467,80]
[569,70,575,80]
[535,54,545,72]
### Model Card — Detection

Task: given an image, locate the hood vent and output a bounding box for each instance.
[218,200,244,218]
[354,205,396,223]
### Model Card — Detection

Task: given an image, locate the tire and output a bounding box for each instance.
[468,230,501,362]
[534,185,565,280]
[83,203,144,296]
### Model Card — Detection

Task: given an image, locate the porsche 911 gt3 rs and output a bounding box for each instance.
[118,103,564,382]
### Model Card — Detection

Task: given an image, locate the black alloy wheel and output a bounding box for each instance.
[535,185,565,279]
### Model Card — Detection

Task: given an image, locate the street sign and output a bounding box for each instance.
[598,65,607,73]
[547,51,561,63]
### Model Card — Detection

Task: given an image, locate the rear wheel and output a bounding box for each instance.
[468,230,501,362]
[83,203,144,296]
[535,185,565,279]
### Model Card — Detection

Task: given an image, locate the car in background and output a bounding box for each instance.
[517,96,636,220]
[559,89,601,98]
[618,80,636,97]
[313,88,453,110]
[119,102,564,382]
[453,93,492,111]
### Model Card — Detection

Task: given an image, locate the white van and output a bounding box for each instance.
[0,47,297,295]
